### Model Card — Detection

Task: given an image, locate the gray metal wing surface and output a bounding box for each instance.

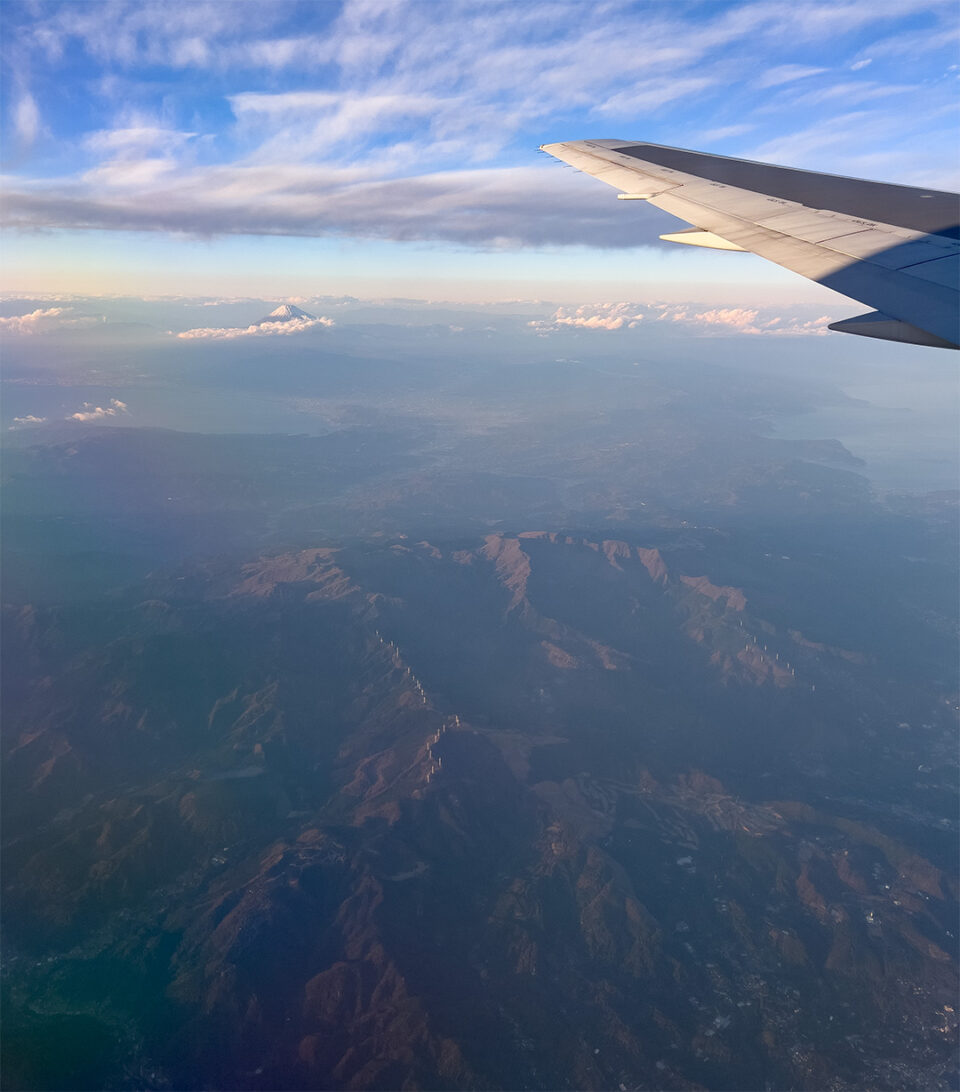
[540,140,959,349]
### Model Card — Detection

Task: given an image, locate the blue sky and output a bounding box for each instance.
[3,0,958,299]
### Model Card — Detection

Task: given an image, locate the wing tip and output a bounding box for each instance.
[829,311,959,350]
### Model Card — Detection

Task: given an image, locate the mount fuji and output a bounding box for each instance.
[255,303,317,325]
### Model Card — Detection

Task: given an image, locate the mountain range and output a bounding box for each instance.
[3,530,956,1090]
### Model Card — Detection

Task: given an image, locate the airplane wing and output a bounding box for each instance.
[540,140,959,349]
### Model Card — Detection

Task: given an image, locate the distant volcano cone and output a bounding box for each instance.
[255,303,317,325]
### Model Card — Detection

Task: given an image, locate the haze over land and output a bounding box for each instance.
[2,293,958,1090]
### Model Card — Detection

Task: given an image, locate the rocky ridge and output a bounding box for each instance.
[2,532,956,1090]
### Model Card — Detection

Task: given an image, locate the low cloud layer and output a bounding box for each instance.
[0,307,102,334]
[680,307,833,336]
[175,315,334,339]
[530,303,646,332]
[532,301,835,337]
[70,398,129,422]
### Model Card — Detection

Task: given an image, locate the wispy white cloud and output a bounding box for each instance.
[747,110,877,165]
[754,64,828,89]
[10,414,47,427]
[698,124,756,143]
[22,1,281,69]
[230,89,447,163]
[594,77,717,116]
[793,80,916,107]
[756,0,954,41]
[26,0,941,76]
[13,92,41,144]
[848,18,960,62]
[5,0,958,250]
[85,125,199,155]
[82,157,181,189]
[69,398,129,422]
[175,316,334,339]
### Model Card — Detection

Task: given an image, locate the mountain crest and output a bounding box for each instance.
[257,303,316,324]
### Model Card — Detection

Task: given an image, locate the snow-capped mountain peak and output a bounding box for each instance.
[257,303,317,324]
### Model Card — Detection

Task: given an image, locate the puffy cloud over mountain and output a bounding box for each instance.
[174,303,334,339]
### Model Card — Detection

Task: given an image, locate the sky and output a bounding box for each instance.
[2,0,959,300]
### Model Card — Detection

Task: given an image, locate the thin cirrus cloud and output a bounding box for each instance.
[753,64,828,89]
[13,92,42,144]
[2,0,957,256]
[84,125,200,155]
[792,80,916,107]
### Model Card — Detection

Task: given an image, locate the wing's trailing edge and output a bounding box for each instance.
[540,140,959,349]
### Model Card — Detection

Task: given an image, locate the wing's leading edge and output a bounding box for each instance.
[541,140,959,349]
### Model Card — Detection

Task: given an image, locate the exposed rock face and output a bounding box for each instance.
[680,573,747,612]
[635,545,668,584]
[2,532,956,1091]
[481,533,532,612]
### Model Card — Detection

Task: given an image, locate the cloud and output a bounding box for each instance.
[0,307,102,334]
[529,301,838,337]
[754,64,828,89]
[793,81,916,107]
[698,124,755,143]
[11,414,47,427]
[229,89,448,163]
[847,19,960,63]
[691,307,762,330]
[69,398,129,422]
[19,0,940,78]
[3,163,678,248]
[19,2,283,70]
[5,0,958,250]
[230,90,440,119]
[594,77,717,116]
[747,110,878,165]
[0,306,66,332]
[656,307,689,322]
[678,307,834,336]
[13,92,41,144]
[774,315,834,337]
[175,316,334,339]
[188,297,256,307]
[530,302,646,332]
[851,58,873,71]
[85,125,199,155]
